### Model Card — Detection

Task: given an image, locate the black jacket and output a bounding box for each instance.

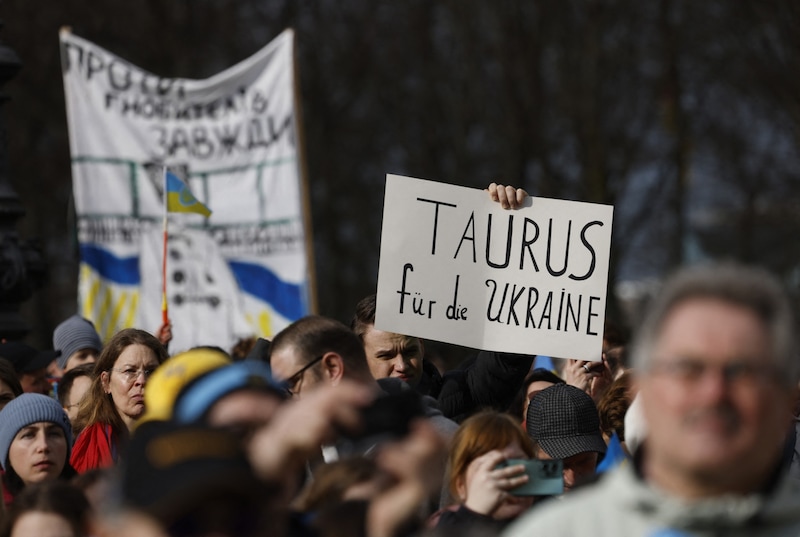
[435,504,507,534]
[418,351,534,423]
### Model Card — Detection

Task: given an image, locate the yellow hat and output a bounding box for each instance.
[136,348,232,428]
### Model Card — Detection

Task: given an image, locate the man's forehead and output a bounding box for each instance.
[660,297,764,330]
[269,345,304,375]
[368,328,418,347]
[653,298,770,355]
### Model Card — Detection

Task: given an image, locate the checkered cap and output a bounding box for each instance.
[526,383,607,459]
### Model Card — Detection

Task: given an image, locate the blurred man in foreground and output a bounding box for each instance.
[506,263,800,536]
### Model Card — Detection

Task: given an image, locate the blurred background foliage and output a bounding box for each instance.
[3,0,800,353]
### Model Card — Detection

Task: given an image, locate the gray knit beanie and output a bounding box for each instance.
[53,315,102,369]
[0,394,73,471]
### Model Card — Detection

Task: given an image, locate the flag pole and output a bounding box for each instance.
[291,29,318,315]
[161,166,170,326]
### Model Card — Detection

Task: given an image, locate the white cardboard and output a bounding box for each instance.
[375,174,614,361]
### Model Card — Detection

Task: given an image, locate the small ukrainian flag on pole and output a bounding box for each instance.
[160,168,212,326]
[165,171,212,217]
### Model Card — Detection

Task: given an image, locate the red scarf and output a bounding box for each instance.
[70,422,118,473]
[1,470,12,509]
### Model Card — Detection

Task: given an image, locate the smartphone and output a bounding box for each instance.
[497,459,564,496]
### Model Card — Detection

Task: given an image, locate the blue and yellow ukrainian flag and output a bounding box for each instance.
[166,171,212,217]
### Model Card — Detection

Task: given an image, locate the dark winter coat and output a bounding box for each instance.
[418,351,535,423]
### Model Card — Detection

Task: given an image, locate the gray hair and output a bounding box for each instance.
[632,263,798,386]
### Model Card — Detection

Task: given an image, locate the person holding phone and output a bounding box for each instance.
[432,411,537,531]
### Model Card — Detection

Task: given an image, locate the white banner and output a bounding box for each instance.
[375,175,614,361]
[60,29,311,352]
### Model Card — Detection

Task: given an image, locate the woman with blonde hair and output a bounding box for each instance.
[70,329,167,473]
[433,411,536,531]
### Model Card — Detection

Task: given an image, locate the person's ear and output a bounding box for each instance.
[322,352,345,385]
[454,474,467,502]
[100,371,111,394]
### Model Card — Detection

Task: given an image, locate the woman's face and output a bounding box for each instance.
[463,441,535,520]
[8,422,67,486]
[101,344,160,426]
[11,511,76,537]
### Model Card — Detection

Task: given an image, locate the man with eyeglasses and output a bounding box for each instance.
[269,315,457,461]
[505,263,800,536]
[270,317,375,400]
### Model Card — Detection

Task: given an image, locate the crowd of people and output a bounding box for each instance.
[0,185,798,536]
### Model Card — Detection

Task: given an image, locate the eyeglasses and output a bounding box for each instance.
[111,367,156,383]
[284,355,324,397]
[648,359,780,389]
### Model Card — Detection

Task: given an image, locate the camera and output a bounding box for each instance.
[342,390,426,442]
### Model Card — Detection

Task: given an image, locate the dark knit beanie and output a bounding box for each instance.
[53,315,102,369]
[0,394,73,470]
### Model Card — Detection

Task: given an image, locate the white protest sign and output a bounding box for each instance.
[60,29,311,352]
[375,175,614,361]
